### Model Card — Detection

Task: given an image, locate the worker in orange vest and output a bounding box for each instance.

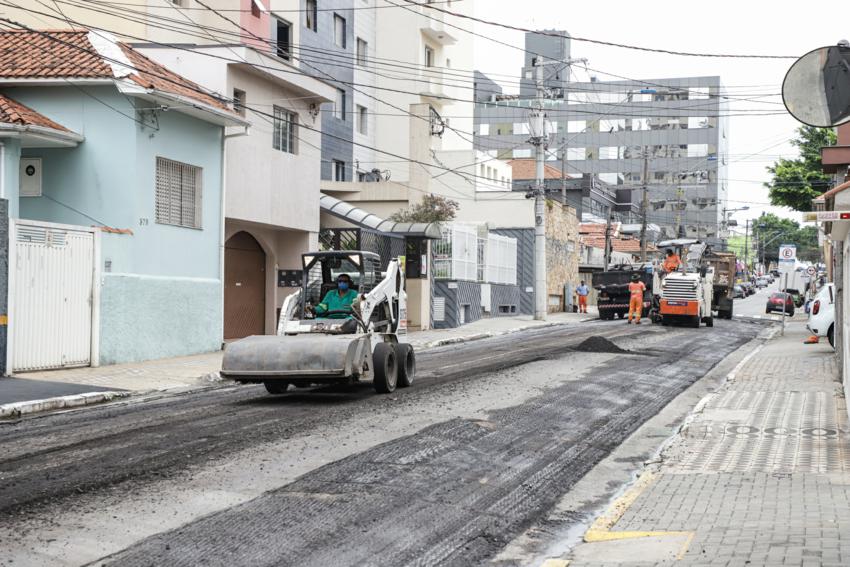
[663,248,683,273]
[627,273,646,325]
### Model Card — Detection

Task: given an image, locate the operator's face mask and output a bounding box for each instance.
[338,280,350,291]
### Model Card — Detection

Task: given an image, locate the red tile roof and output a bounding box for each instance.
[508,159,570,181]
[581,235,657,254]
[0,30,230,113]
[579,222,620,236]
[0,94,74,133]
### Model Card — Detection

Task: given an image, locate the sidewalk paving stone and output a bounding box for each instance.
[562,320,850,566]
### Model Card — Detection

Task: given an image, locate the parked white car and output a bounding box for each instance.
[807,283,835,348]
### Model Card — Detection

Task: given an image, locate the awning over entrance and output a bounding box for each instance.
[320,194,442,239]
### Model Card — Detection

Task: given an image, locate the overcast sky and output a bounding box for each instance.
[471,0,848,232]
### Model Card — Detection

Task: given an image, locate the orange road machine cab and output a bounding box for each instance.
[658,240,715,328]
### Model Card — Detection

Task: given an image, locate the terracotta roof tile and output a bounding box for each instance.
[580,235,657,253]
[0,30,111,78]
[0,30,230,112]
[508,159,570,181]
[579,222,620,236]
[120,44,230,111]
[0,94,74,133]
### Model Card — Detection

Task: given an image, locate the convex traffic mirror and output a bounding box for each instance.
[783,43,850,128]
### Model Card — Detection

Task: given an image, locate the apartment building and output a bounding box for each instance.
[474,31,729,244]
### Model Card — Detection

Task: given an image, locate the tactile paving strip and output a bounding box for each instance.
[667,391,850,474]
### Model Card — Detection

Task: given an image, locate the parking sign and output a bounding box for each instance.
[779,244,796,272]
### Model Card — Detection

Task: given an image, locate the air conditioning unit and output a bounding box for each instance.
[20,158,42,197]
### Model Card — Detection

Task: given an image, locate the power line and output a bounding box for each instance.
[405,0,799,60]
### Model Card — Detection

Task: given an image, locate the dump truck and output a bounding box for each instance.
[706,251,736,319]
[594,263,656,320]
[221,250,415,394]
[658,240,715,328]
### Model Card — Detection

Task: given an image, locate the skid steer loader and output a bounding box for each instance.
[221,251,415,395]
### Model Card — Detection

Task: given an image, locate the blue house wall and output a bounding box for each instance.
[6,85,224,364]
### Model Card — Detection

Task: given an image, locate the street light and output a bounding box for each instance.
[721,206,750,252]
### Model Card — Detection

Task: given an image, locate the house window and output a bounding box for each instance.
[233,88,246,116]
[250,0,260,18]
[272,106,297,154]
[356,37,367,66]
[333,160,346,181]
[155,157,202,229]
[357,104,368,134]
[333,14,346,48]
[424,45,434,67]
[334,88,346,120]
[274,17,292,60]
[306,0,317,31]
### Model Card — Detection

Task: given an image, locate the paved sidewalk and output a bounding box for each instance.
[1,310,594,407]
[562,319,850,566]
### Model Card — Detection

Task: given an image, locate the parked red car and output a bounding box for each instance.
[765,292,794,316]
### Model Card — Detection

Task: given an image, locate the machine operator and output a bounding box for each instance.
[314,274,358,319]
[663,248,683,273]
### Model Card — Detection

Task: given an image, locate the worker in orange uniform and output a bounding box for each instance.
[663,248,683,273]
[627,273,646,325]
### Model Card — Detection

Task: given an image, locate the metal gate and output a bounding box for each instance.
[10,220,98,372]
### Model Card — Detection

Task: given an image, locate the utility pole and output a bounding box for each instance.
[603,208,613,271]
[743,218,750,273]
[639,154,649,261]
[530,57,548,321]
[527,56,587,320]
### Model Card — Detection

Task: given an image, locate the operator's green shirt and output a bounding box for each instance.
[315,289,358,318]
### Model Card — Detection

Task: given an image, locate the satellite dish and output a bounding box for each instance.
[782,43,850,128]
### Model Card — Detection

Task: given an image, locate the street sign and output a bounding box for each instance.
[804,210,850,222]
[807,266,817,276]
[779,244,797,272]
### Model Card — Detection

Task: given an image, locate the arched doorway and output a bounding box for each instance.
[224,231,266,339]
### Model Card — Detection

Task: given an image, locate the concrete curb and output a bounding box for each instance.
[0,390,131,420]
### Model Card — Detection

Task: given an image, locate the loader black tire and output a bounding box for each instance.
[691,316,701,328]
[373,342,398,394]
[395,343,416,388]
[704,316,714,327]
[264,381,289,395]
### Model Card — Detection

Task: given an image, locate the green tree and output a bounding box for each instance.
[753,213,821,264]
[765,126,836,211]
[389,194,459,223]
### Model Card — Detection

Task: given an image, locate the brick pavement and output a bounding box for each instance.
[565,320,850,566]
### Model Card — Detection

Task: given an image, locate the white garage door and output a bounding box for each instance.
[11,220,97,372]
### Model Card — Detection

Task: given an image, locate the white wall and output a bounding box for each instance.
[352,0,378,175]
[374,0,476,184]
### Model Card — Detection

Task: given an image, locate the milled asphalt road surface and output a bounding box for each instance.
[0,318,768,566]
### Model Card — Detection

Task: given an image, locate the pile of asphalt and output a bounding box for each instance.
[573,335,631,354]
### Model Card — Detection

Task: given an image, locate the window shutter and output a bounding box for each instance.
[156,156,203,229]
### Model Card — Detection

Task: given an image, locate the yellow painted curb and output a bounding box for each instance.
[582,470,694,560]
[539,559,570,567]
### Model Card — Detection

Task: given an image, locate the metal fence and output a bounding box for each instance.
[433,224,517,285]
[319,228,404,270]
[485,233,518,285]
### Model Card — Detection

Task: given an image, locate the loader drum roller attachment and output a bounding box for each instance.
[221,251,415,394]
